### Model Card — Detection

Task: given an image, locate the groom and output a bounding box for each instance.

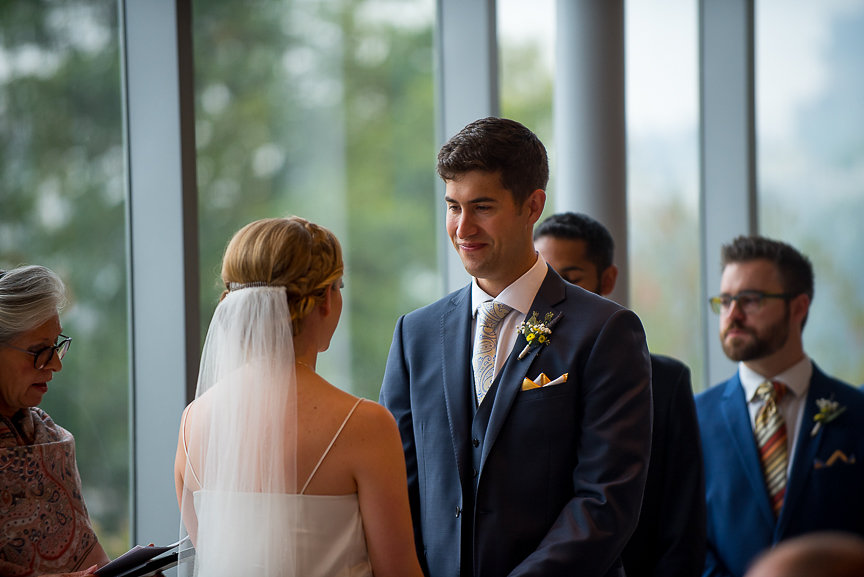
[380,117,652,577]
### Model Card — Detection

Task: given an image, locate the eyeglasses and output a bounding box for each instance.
[708,291,795,315]
[2,334,72,369]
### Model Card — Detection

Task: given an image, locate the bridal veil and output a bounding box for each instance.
[178,283,299,576]
[177,216,345,576]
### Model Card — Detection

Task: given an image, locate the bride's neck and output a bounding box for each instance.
[295,349,317,371]
[293,330,318,371]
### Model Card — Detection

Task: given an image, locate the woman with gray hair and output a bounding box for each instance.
[0,265,110,577]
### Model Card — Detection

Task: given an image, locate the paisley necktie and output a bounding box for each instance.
[472,301,513,405]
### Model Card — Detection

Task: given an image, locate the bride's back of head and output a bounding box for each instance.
[220,216,343,334]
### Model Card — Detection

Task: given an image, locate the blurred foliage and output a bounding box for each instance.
[0,0,438,558]
[628,195,704,389]
[191,0,437,398]
[499,34,557,219]
[0,0,129,557]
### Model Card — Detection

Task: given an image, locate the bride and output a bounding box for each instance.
[174,216,423,577]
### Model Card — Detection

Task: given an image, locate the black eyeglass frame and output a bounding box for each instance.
[708,291,796,315]
[2,334,72,369]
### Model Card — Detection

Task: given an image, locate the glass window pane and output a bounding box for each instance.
[757,0,864,385]
[193,0,437,399]
[625,0,703,387]
[498,0,555,210]
[0,0,130,557]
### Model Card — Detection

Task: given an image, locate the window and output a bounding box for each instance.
[625,0,703,386]
[0,0,130,556]
[498,0,555,211]
[193,0,437,398]
[757,0,864,385]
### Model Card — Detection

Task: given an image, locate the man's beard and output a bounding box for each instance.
[721,308,791,362]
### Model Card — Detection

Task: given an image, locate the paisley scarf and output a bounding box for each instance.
[0,407,99,576]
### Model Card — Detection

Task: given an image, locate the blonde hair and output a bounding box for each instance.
[220,217,343,334]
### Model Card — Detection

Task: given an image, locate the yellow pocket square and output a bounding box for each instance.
[814,449,856,469]
[521,372,568,391]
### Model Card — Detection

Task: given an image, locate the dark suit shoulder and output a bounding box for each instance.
[557,273,626,315]
[399,284,469,325]
[624,353,705,577]
[548,276,645,348]
[649,354,691,394]
[648,354,697,439]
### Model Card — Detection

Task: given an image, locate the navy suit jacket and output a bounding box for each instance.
[696,363,864,577]
[621,354,706,577]
[380,268,652,577]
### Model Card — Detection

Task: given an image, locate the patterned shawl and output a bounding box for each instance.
[0,407,99,577]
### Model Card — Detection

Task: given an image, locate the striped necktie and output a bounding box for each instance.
[754,380,788,517]
[472,301,513,405]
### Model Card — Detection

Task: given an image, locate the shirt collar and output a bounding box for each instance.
[739,355,813,403]
[471,252,548,317]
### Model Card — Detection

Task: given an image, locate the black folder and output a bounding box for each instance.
[94,538,193,577]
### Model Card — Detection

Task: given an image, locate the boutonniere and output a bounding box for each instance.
[517,311,563,360]
[810,396,847,437]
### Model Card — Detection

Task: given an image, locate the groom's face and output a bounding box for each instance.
[445,170,543,296]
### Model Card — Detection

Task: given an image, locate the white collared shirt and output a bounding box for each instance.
[739,356,813,470]
[471,253,549,383]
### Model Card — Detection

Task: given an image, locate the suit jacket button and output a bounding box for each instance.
[455,506,462,518]
[472,467,478,478]
[472,438,480,447]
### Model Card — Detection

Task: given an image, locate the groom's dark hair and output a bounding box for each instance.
[436,116,549,206]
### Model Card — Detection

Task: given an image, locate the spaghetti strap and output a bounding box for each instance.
[301,398,364,495]
[181,406,202,488]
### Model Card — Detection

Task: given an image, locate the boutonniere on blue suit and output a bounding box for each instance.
[516,311,563,360]
[810,396,847,437]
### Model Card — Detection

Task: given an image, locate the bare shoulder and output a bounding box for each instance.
[303,383,402,478]
[341,398,405,480]
[352,396,397,424]
[342,395,399,442]
[304,375,397,437]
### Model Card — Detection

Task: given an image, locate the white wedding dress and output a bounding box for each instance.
[186,398,373,577]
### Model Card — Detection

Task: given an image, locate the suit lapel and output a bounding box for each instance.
[776,367,827,537]
[480,270,565,470]
[441,287,473,481]
[720,376,777,526]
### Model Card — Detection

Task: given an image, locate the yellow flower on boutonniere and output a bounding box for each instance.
[517,311,563,360]
[810,396,847,437]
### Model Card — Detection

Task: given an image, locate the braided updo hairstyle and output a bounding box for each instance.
[220,216,343,335]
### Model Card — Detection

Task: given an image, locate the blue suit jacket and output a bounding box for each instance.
[622,354,706,577]
[380,268,652,577]
[696,364,864,577]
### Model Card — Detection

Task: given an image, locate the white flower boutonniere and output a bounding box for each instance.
[810,396,847,437]
[517,311,563,360]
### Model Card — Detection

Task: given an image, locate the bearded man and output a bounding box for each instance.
[696,235,864,577]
